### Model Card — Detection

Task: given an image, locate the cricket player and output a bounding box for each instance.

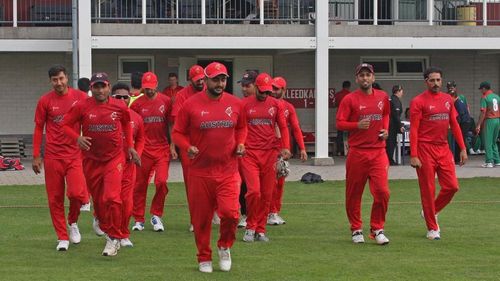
[62,72,140,256]
[130,72,173,232]
[268,76,307,225]
[240,72,291,243]
[336,63,391,245]
[410,67,467,240]
[475,81,500,167]
[32,65,88,251]
[172,62,246,273]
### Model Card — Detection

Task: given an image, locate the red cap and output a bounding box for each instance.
[204,62,229,78]
[355,63,374,75]
[189,65,205,81]
[142,72,158,89]
[255,73,273,92]
[272,76,287,89]
[90,72,109,86]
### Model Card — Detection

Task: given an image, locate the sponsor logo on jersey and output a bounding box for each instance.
[53,115,64,123]
[429,105,435,110]
[88,124,116,132]
[143,116,165,123]
[249,109,256,114]
[89,113,97,119]
[141,108,148,113]
[249,118,273,126]
[359,105,366,110]
[429,113,449,121]
[201,110,209,116]
[359,114,382,121]
[200,120,234,129]
[51,106,60,111]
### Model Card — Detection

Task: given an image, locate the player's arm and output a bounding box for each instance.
[449,103,467,166]
[379,96,390,140]
[409,99,422,168]
[288,105,307,161]
[276,103,291,160]
[234,102,247,156]
[134,118,145,157]
[32,99,47,174]
[61,103,90,150]
[120,107,140,166]
[476,97,487,134]
[171,105,198,159]
[336,97,367,130]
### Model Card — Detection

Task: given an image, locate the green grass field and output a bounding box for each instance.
[0,178,499,281]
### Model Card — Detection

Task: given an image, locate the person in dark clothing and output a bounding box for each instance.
[448,86,473,163]
[386,85,405,165]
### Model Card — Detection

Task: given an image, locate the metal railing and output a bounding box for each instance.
[0,0,72,26]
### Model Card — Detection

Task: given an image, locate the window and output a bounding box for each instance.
[361,56,428,78]
[118,56,154,80]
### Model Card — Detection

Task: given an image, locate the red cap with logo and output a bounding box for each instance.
[272,76,287,89]
[90,72,109,86]
[255,73,273,92]
[355,63,374,75]
[142,72,158,89]
[204,62,229,78]
[189,65,205,82]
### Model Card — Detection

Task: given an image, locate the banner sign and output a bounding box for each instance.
[283,88,336,109]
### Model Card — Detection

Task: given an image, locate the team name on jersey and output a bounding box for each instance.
[143,116,165,123]
[200,120,234,129]
[249,118,273,126]
[359,114,383,121]
[52,115,64,123]
[88,124,116,132]
[429,113,449,121]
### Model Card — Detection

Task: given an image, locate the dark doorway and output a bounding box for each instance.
[198,59,234,94]
[359,0,392,25]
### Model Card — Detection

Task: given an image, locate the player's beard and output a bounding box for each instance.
[360,83,371,91]
[431,85,440,93]
[208,87,223,97]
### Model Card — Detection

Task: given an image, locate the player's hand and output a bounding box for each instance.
[475,126,481,135]
[187,146,199,159]
[32,156,43,175]
[235,144,245,156]
[77,136,92,151]
[170,145,178,160]
[378,129,388,140]
[410,157,422,169]
[400,127,405,133]
[299,149,308,162]
[459,149,468,166]
[357,118,370,130]
[281,148,292,160]
[128,148,141,166]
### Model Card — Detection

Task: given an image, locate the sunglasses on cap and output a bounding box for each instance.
[112,95,130,100]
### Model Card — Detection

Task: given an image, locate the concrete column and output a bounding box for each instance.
[374,0,378,25]
[142,0,147,24]
[428,0,433,26]
[483,0,487,26]
[314,0,334,166]
[260,0,264,25]
[202,0,206,24]
[78,0,92,79]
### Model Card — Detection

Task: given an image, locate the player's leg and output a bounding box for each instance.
[150,153,170,231]
[255,151,277,239]
[345,149,369,232]
[44,158,69,242]
[416,143,440,232]
[367,149,390,244]
[484,118,497,164]
[64,158,88,244]
[434,147,459,214]
[120,161,136,245]
[490,119,500,164]
[101,156,125,240]
[268,176,286,225]
[132,153,154,226]
[241,150,261,241]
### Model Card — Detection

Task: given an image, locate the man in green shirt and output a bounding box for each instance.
[476,81,500,167]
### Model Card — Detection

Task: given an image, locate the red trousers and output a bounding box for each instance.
[44,158,87,240]
[121,161,136,238]
[133,152,170,222]
[241,149,277,234]
[188,172,240,263]
[83,155,125,239]
[270,177,286,214]
[416,142,459,231]
[345,147,390,232]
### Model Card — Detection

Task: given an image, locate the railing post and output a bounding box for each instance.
[259,0,264,24]
[428,0,433,25]
[202,0,206,24]
[13,0,17,27]
[142,0,146,24]
[483,0,487,26]
[354,0,359,24]
[374,0,378,25]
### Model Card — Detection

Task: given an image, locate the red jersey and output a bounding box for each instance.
[172,92,247,177]
[130,94,172,158]
[334,88,350,108]
[33,88,88,159]
[162,85,184,99]
[410,90,465,157]
[242,95,290,151]
[273,99,305,150]
[125,110,145,157]
[336,89,390,149]
[62,97,132,162]
[171,84,205,121]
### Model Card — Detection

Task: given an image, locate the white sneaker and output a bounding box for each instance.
[267,213,281,225]
[482,162,494,168]
[69,223,81,244]
[199,261,213,273]
[150,215,165,232]
[189,224,194,232]
[243,229,255,242]
[218,247,232,272]
[371,229,389,245]
[92,218,105,236]
[102,236,120,256]
[132,221,145,231]
[212,212,221,225]
[255,232,270,242]
[80,202,91,212]
[468,148,477,155]
[56,240,69,251]
[237,215,247,228]
[495,163,500,166]
[120,238,134,247]
[426,229,441,240]
[352,230,365,244]
[276,214,286,224]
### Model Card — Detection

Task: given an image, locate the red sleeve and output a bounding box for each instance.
[449,103,466,150]
[61,103,82,141]
[171,92,185,120]
[288,105,305,150]
[33,98,47,157]
[135,119,145,156]
[336,96,358,131]
[171,104,191,151]
[164,96,173,124]
[409,99,422,157]
[120,107,133,149]
[383,95,390,130]
[235,102,247,145]
[276,102,290,150]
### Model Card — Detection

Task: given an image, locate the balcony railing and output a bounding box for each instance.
[1,0,500,26]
